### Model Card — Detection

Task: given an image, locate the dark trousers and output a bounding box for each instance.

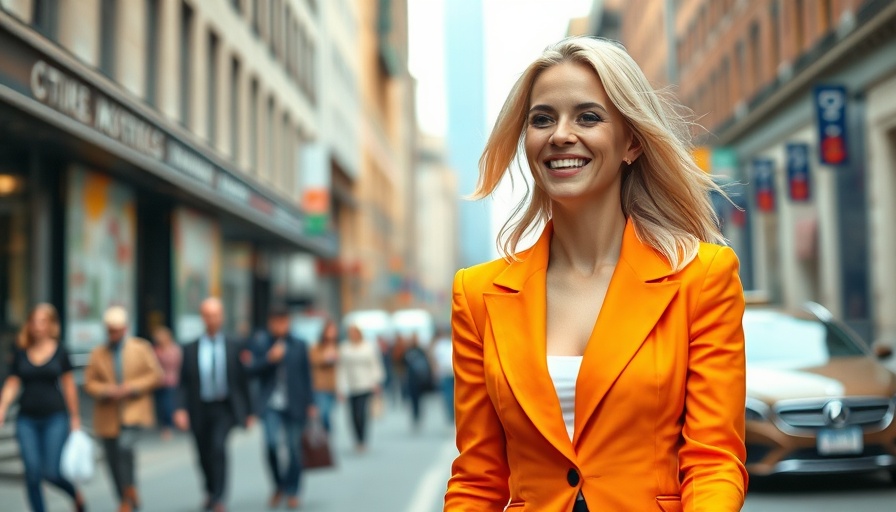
[191,401,236,505]
[573,498,590,512]
[154,387,176,428]
[407,377,424,426]
[261,408,304,496]
[15,412,77,512]
[348,392,372,445]
[101,427,139,500]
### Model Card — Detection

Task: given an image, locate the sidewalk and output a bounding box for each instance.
[0,394,456,512]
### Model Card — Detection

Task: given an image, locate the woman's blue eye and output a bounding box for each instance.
[579,112,602,124]
[530,114,553,127]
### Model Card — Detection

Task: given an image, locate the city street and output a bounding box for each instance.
[0,395,455,512]
[2,392,896,511]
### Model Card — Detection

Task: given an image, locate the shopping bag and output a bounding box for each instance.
[371,393,385,420]
[301,419,334,470]
[60,429,95,484]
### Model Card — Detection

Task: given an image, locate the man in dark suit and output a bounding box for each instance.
[173,297,252,512]
[244,304,316,510]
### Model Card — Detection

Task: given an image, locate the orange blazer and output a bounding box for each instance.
[444,220,747,512]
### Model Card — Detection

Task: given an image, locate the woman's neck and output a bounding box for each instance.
[549,200,626,276]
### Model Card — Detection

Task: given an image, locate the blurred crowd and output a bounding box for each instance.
[0,301,454,512]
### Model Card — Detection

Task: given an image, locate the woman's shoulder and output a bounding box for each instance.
[455,252,525,290]
[674,241,739,281]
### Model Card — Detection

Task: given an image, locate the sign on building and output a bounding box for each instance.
[814,85,848,166]
[786,143,811,201]
[753,159,776,213]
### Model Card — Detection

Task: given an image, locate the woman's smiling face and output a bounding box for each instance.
[524,61,638,207]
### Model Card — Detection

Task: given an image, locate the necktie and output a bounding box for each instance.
[210,338,222,399]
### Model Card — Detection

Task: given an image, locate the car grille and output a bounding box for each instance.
[775,398,893,430]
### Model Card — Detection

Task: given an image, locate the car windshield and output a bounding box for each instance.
[743,309,867,370]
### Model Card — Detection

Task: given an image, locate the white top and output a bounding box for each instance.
[431,337,454,379]
[337,340,386,395]
[546,356,584,441]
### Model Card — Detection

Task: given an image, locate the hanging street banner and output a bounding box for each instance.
[753,159,776,213]
[813,85,848,166]
[786,143,811,202]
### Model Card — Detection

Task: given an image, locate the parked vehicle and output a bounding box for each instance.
[342,309,395,346]
[743,302,896,482]
[391,309,435,348]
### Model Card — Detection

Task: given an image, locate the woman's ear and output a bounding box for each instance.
[626,135,643,164]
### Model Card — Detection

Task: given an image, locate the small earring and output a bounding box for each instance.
[623,158,631,165]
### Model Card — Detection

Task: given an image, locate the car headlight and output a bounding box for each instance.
[745,397,771,422]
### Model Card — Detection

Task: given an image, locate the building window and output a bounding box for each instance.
[794,0,805,54]
[180,2,194,126]
[145,0,160,107]
[249,78,259,174]
[282,113,292,193]
[207,31,220,145]
[268,0,277,55]
[231,0,240,12]
[31,0,59,40]
[821,0,833,33]
[100,0,118,77]
[769,0,780,73]
[230,57,241,162]
[750,21,761,92]
[736,39,746,96]
[267,97,275,182]
[252,0,261,35]
[308,39,317,105]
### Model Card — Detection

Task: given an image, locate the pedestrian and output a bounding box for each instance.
[84,306,164,512]
[151,325,182,441]
[444,37,747,511]
[401,333,433,431]
[173,297,253,512]
[429,327,454,425]
[0,303,86,512]
[243,304,316,510]
[309,319,340,432]
[337,325,385,453]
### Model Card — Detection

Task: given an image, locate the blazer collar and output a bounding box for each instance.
[491,219,675,291]
[485,218,680,460]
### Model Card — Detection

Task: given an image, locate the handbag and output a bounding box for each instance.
[301,418,334,470]
[60,429,95,484]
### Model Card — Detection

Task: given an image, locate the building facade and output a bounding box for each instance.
[415,135,459,323]
[586,0,896,343]
[0,0,340,371]
[347,0,417,312]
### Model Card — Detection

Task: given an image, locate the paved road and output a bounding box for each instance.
[2,393,895,511]
[0,395,456,512]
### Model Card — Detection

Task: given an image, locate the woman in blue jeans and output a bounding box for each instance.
[0,304,86,512]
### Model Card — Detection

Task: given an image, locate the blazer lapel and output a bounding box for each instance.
[485,222,577,462]
[573,221,680,445]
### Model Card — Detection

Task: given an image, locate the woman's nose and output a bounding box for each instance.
[550,122,577,145]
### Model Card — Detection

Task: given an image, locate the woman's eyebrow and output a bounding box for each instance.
[528,102,609,114]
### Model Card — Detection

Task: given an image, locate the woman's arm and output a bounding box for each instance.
[444,269,510,510]
[59,372,81,431]
[679,246,748,511]
[0,375,21,426]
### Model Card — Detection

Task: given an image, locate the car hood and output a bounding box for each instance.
[747,356,896,403]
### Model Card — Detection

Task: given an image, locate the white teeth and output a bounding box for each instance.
[547,158,587,169]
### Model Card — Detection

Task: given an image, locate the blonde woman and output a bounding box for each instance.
[444,37,747,512]
[0,304,86,512]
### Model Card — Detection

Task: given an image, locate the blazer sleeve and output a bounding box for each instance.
[444,269,510,510]
[680,246,749,511]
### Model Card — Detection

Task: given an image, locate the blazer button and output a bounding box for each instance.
[566,468,580,487]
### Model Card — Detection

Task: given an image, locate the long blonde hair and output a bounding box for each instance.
[17,303,60,350]
[474,37,726,271]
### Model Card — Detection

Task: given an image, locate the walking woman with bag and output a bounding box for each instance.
[0,304,87,512]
